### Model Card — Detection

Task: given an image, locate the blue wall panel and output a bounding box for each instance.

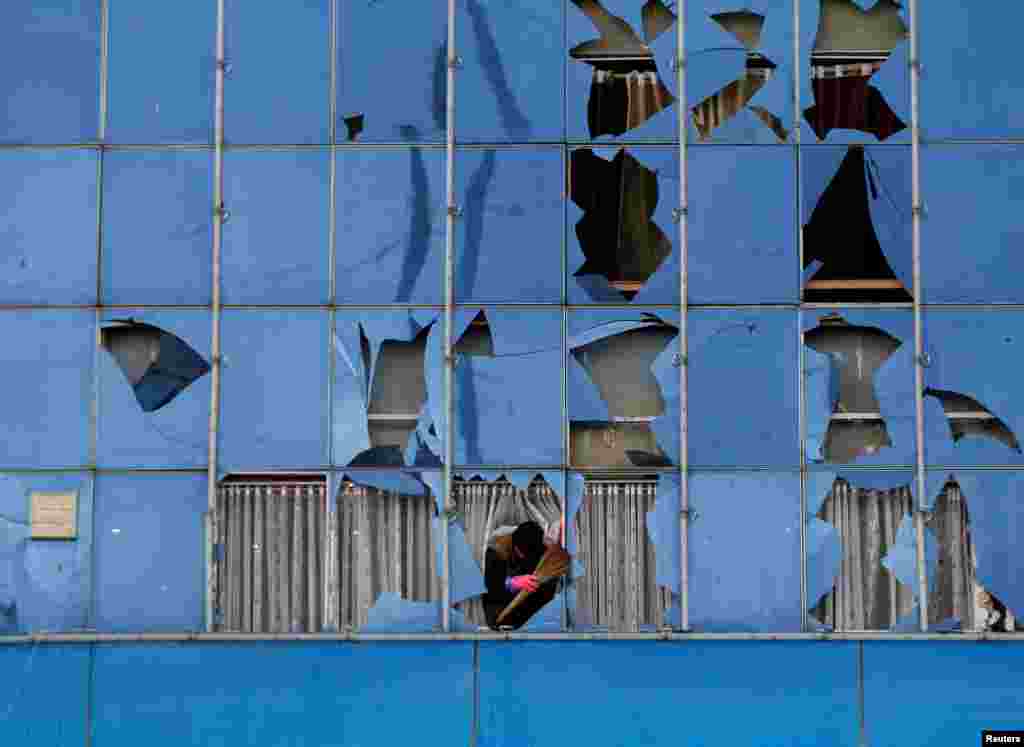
[479,641,860,747]
[0,644,89,747]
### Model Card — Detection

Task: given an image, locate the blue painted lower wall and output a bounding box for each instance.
[1,641,1021,746]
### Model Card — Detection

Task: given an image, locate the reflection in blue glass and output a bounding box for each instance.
[689,310,798,467]
[456,149,561,302]
[689,473,801,631]
[921,5,1024,138]
[456,0,562,141]
[688,146,796,303]
[0,1,100,143]
[222,150,330,304]
[335,149,444,303]
[98,312,210,469]
[101,151,212,305]
[0,473,93,634]
[93,473,207,632]
[219,311,329,470]
[224,0,329,144]
[337,2,446,142]
[0,311,92,469]
[107,0,215,143]
[921,146,1024,303]
[922,312,1024,468]
[0,150,98,304]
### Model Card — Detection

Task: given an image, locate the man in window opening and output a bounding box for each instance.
[483,521,559,630]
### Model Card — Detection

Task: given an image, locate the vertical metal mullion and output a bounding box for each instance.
[675,0,690,633]
[795,0,809,635]
[907,0,928,633]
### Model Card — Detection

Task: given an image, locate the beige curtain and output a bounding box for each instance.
[575,480,671,631]
[453,477,562,627]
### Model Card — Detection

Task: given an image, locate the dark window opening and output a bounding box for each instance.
[363,325,432,465]
[924,388,1022,453]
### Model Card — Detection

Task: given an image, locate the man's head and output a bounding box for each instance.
[511,520,545,562]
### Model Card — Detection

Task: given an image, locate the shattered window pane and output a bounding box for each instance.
[567,147,678,304]
[570,474,672,631]
[687,147,797,303]
[689,311,798,468]
[566,0,678,141]
[568,311,679,469]
[0,1,100,143]
[224,0,329,144]
[802,145,912,303]
[219,311,329,470]
[336,473,440,631]
[807,472,918,631]
[337,2,446,143]
[921,146,1024,303]
[923,312,1024,467]
[453,472,565,631]
[920,5,1024,138]
[455,0,563,141]
[215,476,327,633]
[101,151,213,305]
[454,309,562,467]
[456,149,562,302]
[335,149,445,304]
[803,310,916,467]
[0,311,92,469]
[98,312,211,469]
[798,0,910,143]
[686,3,792,144]
[94,473,207,632]
[0,150,98,305]
[222,151,330,304]
[107,0,215,143]
[925,472,1024,633]
[0,473,93,634]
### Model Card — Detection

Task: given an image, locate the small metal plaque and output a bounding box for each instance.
[30,491,78,540]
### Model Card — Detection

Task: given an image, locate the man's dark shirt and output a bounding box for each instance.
[483,546,557,629]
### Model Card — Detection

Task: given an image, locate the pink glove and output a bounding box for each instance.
[508,574,539,593]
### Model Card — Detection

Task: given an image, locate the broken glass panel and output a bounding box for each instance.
[802,145,912,303]
[222,150,330,304]
[456,148,562,302]
[0,311,92,469]
[106,0,215,143]
[921,145,1024,303]
[335,148,445,304]
[570,472,672,631]
[93,473,207,632]
[336,1,446,142]
[0,150,98,305]
[798,0,910,143]
[0,1,100,144]
[922,312,1024,468]
[803,310,916,467]
[454,309,562,467]
[686,2,792,143]
[219,311,329,470]
[686,472,801,631]
[336,471,441,631]
[455,0,563,141]
[101,151,213,305]
[689,310,798,468]
[97,312,211,470]
[224,0,329,144]
[920,5,1024,138]
[925,471,1024,632]
[688,146,797,303]
[568,310,679,469]
[566,0,677,141]
[0,473,93,634]
[567,147,678,304]
[806,470,919,631]
[453,472,565,631]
